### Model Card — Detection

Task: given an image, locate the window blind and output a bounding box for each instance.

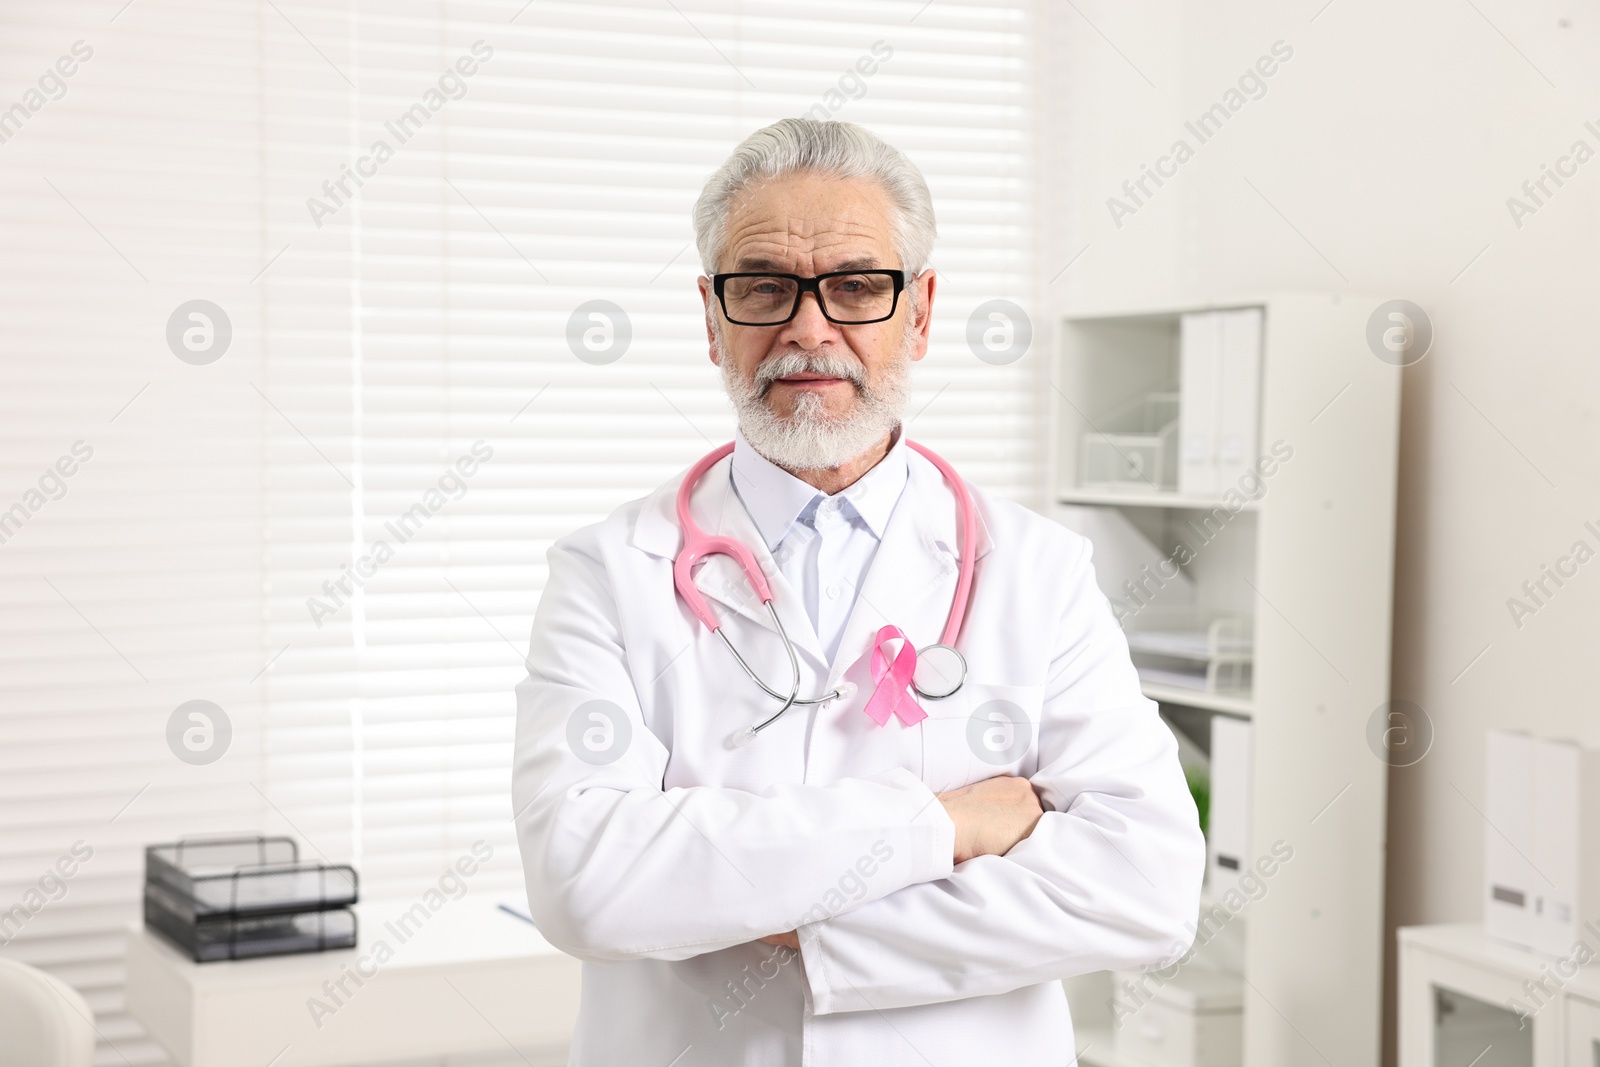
[0,1,1044,1063]
[1,4,277,1062]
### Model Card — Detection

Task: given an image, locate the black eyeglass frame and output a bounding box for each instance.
[711,269,908,327]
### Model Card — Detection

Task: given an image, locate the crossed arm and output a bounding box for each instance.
[512,531,1204,1010]
[755,773,1049,950]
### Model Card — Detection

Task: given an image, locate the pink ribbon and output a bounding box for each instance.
[862,625,927,728]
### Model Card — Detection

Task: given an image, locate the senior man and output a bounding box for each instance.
[513,118,1204,1066]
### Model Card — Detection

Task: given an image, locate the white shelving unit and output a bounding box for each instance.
[1046,295,1402,1067]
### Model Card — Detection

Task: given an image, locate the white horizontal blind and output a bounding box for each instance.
[1,1,1044,1063]
[0,3,275,1063]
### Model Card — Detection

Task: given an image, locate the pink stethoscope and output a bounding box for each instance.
[674,439,977,744]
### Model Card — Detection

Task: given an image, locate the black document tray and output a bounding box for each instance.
[145,835,358,918]
[144,879,357,962]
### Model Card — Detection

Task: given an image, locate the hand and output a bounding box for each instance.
[937,774,1045,864]
[759,930,799,950]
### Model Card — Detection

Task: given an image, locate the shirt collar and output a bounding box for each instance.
[730,424,910,551]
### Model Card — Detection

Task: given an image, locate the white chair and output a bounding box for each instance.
[0,958,97,1067]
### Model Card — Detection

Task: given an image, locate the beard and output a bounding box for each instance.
[715,320,917,472]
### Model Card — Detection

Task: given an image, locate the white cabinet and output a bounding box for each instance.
[1395,923,1600,1067]
[1565,995,1600,1067]
[1397,923,1600,1067]
[1113,966,1243,1067]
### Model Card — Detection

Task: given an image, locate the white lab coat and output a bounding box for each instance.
[512,445,1205,1066]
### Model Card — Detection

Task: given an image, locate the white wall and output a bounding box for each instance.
[1048,1,1600,1062]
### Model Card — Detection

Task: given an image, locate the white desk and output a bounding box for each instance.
[126,899,581,1067]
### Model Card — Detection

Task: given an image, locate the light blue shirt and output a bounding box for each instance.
[729,426,910,665]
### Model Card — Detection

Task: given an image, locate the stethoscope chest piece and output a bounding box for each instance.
[911,642,966,699]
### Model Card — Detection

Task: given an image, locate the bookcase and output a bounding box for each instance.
[1045,294,1403,1067]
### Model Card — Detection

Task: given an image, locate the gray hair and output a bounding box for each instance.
[692,117,937,276]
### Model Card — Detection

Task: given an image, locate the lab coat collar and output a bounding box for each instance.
[729,426,910,552]
[631,439,994,679]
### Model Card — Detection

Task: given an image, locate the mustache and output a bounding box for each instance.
[754,350,867,396]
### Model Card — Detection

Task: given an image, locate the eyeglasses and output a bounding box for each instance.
[711,269,907,326]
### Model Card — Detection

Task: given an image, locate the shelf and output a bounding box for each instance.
[1058,488,1262,512]
[1140,681,1254,717]
[1062,296,1276,324]
[1126,631,1251,661]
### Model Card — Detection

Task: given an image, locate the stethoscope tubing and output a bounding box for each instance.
[718,602,844,734]
[903,440,977,650]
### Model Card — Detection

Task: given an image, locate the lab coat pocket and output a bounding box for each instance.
[918,680,1045,795]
